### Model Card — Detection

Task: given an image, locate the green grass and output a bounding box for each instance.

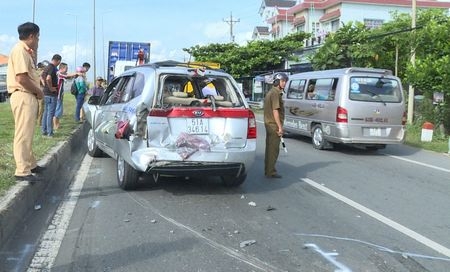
[0,93,80,197]
[404,124,449,153]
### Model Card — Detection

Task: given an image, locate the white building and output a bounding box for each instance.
[256,0,450,69]
[286,0,450,47]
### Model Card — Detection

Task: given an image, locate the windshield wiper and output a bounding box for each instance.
[365,89,386,106]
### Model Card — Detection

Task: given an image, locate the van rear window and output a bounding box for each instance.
[349,77,402,103]
[157,75,243,108]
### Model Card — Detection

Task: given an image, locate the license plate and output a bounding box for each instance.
[186,118,209,134]
[366,128,382,136]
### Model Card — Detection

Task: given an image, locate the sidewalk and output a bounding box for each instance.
[0,124,88,247]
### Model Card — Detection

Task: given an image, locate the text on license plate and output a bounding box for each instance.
[363,127,384,136]
[186,118,209,134]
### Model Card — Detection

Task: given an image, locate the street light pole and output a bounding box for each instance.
[66,13,78,69]
[102,10,113,79]
[407,0,416,124]
[93,0,97,79]
[32,0,36,22]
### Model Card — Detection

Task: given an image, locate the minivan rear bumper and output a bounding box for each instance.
[146,161,246,177]
[330,123,405,144]
[130,143,256,175]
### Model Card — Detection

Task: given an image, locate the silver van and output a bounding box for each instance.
[283,67,406,150]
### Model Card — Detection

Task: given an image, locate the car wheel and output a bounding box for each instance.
[87,126,103,157]
[312,124,330,150]
[117,155,139,190]
[221,173,247,187]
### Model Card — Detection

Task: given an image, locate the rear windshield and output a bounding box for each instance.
[156,74,244,108]
[349,76,402,103]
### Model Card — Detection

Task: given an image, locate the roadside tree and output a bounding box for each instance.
[183,32,309,78]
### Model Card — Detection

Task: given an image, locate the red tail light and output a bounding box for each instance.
[336,106,348,123]
[402,111,407,125]
[247,110,257,139]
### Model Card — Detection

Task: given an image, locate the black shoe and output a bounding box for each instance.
[266,174,282,179]
[31,166,45,174]
[15,174,42,184]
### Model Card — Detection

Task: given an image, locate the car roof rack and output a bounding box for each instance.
[152,60,222,71]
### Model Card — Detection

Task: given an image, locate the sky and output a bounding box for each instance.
[0,0,266,80]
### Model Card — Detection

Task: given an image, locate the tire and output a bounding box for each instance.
[117,155,140,190]
[221,173,247,187]
[87,126,103,157]
[311,124,331,150]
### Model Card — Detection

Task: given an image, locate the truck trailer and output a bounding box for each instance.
[107,41,151,82]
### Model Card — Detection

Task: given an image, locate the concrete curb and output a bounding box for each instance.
[0,123,88,247]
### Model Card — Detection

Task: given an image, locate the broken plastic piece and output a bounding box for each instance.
[240,240,256,248]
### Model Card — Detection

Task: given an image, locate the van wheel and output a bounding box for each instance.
[117,155,139,190]
[221,173,247,187]
[312,125,330,150]
[87,126,103,157]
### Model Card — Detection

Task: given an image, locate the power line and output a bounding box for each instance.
[223,12,240,42]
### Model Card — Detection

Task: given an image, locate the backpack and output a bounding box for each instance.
[70,80,78,95]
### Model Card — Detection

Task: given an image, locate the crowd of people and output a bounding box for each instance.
[6,21,105,183]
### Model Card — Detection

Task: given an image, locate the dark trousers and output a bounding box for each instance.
[264,124,281,176]
[75,93,85,121]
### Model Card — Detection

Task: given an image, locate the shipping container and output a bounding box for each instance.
[107,41,151,82]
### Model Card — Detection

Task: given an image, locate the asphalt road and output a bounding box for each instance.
[2,120,450,272]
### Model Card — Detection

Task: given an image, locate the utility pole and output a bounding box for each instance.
[407,0,416,124]
[223,12,240,43]
[93,0,97,79]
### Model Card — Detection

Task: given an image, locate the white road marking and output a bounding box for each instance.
[301,177,450,258]
[304,243,352,272]
[382,153,450,173]
[129,193,285,272]
[27,155,92,271]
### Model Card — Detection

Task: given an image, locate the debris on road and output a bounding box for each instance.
[266,205,276,211]
[240,240,256,248]
[124,219,130,222]
[248,201,256,207]
[34,204,41,210]
[150,219,157,223]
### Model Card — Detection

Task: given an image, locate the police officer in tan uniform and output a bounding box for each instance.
[263,72,288,179]
[7,22,45,183]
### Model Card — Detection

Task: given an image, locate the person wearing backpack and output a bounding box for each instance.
[74,66,87,122]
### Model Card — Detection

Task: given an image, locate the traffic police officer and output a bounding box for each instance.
[7,22,44,183]
[264,72,288,179]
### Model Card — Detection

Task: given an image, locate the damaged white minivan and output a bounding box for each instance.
[83,61,257,190]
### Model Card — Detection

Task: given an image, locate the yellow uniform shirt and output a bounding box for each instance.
[7,41,40,94]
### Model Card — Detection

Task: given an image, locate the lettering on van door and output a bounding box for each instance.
[285,118,308,131]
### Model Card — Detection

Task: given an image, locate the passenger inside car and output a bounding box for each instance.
[307,84,316,99]
[201,79,218,97]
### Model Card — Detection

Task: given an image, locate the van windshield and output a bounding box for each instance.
[349,77,402,103]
